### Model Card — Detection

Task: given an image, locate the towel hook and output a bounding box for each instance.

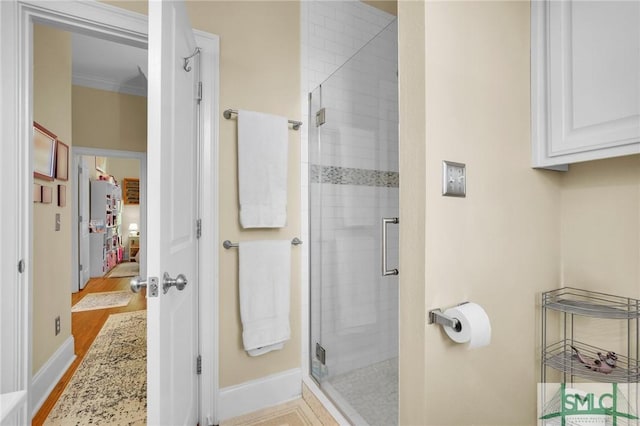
[183,47,201,72]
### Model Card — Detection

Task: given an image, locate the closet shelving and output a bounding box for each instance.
[541,287,640,383]
[89,180,122,277]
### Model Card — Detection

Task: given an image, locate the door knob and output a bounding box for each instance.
[130,276,159,297]
[163,272,188,294]
[130,276,147,293]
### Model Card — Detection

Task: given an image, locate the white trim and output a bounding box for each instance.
[72,73,147,97]
[71,153,80,293]
[0,391,27,425]
[299,0,312,401]
[30,336,75,416]
[20,0,147,47]
[218,368,302,422]
[193,29,220,426]
[72,147,145,158]
[0,1,30,421]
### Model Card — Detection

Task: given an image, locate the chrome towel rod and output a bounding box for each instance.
[223,109,302,131]
[223,237,303,249]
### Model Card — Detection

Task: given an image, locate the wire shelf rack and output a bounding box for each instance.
[541,287,640,384]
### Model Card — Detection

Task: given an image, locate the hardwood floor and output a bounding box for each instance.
[32,273,146,425]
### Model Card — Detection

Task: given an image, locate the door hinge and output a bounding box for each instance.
[316,343,326,365]
[315,108,326,127]
[78,165,82,174]
[196,219,202,239]
[196,355,202,375]
[79,215,83,223]
[79,264,83,271]
[197,82,203,103]
[18,259,25,274]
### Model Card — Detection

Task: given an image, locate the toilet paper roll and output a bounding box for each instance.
[443,302,491,349]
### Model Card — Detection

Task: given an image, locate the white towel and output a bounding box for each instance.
[238,110,289,228]
[239,240,291,356]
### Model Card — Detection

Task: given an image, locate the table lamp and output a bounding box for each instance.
[128,223,139,236]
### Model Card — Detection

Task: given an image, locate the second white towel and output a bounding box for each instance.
[239,240,291,356]
[238,110,289,228]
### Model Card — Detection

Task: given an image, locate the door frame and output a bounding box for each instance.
[0,1,219,424]
[71,148,148,293]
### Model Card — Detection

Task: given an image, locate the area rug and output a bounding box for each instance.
[106,261,140,278]
[44,310,146,426]
[71,290,133,312]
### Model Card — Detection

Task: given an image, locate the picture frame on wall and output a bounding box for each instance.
[33,122,57,181]
[95,156,107,173]
[41,186,52,204]
[58,184,66,207]
[33,183,42,203]
[55,140,69,181]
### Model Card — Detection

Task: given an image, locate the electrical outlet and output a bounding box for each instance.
[442,161,466,197]
[55,316,61,336]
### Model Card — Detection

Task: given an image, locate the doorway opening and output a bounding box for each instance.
[30,21,149,424]
[1,2,219,424]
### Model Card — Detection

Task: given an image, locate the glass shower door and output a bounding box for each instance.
[309,21,399,426]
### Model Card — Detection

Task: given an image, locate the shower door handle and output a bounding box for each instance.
[382,217,399,276]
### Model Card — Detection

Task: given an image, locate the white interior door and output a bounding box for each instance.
[78,156,91,290]
[147,1,200,424]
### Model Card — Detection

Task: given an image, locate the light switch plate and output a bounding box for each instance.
[442,161,466,197]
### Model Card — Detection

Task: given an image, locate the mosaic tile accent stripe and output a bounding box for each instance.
[310,164,399,187]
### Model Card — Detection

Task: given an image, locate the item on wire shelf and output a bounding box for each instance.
[570,345,614,374]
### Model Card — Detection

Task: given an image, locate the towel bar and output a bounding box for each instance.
[223,238,303,249]
[223,109,302,131]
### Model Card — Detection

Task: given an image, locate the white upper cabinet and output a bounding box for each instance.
[531,0,640,169]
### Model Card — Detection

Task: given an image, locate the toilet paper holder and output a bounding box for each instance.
[428,303,467,332]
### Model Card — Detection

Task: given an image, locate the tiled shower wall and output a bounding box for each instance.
[301,2,397,379]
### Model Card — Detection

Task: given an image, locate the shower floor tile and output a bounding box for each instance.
[327,357,398,426]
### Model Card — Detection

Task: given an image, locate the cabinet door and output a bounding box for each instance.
[532,0,640,168]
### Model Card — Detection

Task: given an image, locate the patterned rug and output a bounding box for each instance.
[71,290,133,312]
[45,311,146,425]
[106,261,140,278]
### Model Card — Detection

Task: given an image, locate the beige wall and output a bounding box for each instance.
[106,0,302,388]
[397,1,427,424]
[72,85,147,152]
[560,155,640,296]
[399,1,562,423]
[33,24,73,374]
[559,155,640,359]
[188,1,301,388]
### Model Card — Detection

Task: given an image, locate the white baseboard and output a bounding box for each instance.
[218,368,302,421]
[31,335,76,417]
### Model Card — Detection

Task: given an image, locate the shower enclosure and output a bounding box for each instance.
[309,21,399,425]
